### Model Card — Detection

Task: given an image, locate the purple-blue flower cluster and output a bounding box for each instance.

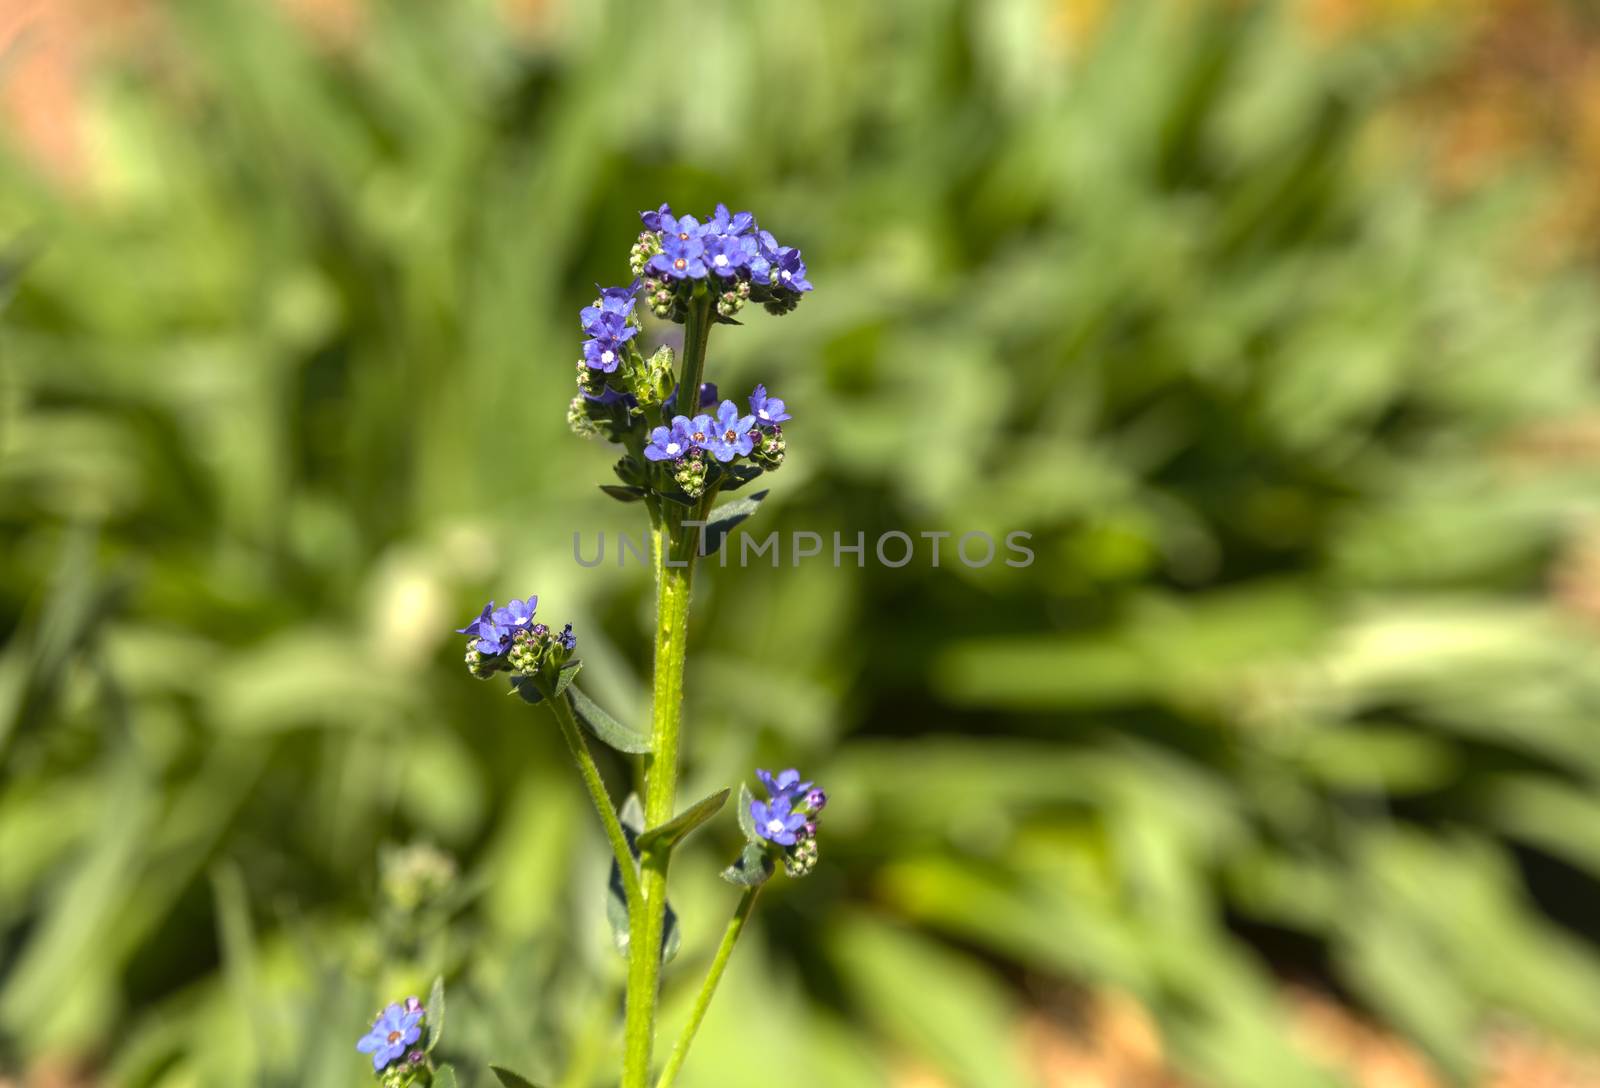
[457,596,577,681]
[357,997,426,1073]
[750,767,826,876]
[633,203,812,321]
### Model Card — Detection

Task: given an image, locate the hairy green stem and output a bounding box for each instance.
[548,689,640,911]
[653,886,761,1088]
[621,294,713,1088]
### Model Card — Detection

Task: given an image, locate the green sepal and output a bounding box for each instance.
[425,975,445,1053]
[721,841,775,888]
[433,1065,460,1088]
[607,794,681,963]
[489,1067,545,1088]
[599,484,647,503]
[567,685,651,754]
[613,456,646,487]
[636,788,730,856]
[510,677,543,705]
[659,489,697,508]
[736,783,759,842]
[701,490,768,557]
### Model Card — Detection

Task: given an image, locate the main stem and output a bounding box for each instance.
[653,887,760,1088]
[621,294,713,1088]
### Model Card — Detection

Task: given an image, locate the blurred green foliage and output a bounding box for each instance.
[4,1,1600,1085]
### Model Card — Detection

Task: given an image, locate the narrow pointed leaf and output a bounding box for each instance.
[600,484,647,503]
[607,793,680,962]
[434,1066,460,1088]
[510,676,543,704]
[425,975,445,1053]
[490,1067,544,1088]
[637,788,730,856]
[552,659,581,699]
[568,685,651,753]
[701,490,769,557]
[737,783,759,842]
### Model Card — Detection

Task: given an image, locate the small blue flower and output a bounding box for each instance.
[744,230,784,284]
[356,1002,424,1072]
[751,794,807,846]
[580,282,638,332]
[708,203,757,236]
[748,384,790,426]
[649,215,708,280]
[644,417,696,462]
[706,400,757,462]
[583,339,625,373]
[640,203,672,231]
[492,596,537,631]
[772,246,813,292]
[557,623,576,652]
[757,768,813,801]
[703,233,748,279]
[685,413,717,451]
[456,602,494,639]
[664,381,718,414]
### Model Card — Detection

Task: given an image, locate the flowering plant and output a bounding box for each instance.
[361,204,819,1088]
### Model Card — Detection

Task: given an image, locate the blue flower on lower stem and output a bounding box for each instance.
[706,400,757,462]
[751,794,807,846]
[645,417,696,462]
[748,384,790,426]
[757,768,813,802]
[356,1002,425,1072]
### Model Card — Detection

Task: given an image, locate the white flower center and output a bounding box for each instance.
[780,269,792,281]
[601,350,615,365]
[766,819,785,836]
[666,442,681,455]
[713,254,729,267]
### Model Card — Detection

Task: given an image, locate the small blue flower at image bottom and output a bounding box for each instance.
[748,384,790,426]
[356,1000,425,1071]
[706,400,757,462]
[751,794,807,846]
[645,418,696,462]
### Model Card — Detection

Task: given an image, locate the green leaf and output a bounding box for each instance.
[434,1065,460,1088]
[599,484,646,503]
[567,685,651,753]
[736,783,759,842]
[552,659,581,699]
[700,490,768,557]
[490,1066,544,1088]
[510,676,543,705]
[607,794,681,962]
[716,462,765,494]
[637,788,730,856]
[425,975,445,1053]
[721,841,774,888]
